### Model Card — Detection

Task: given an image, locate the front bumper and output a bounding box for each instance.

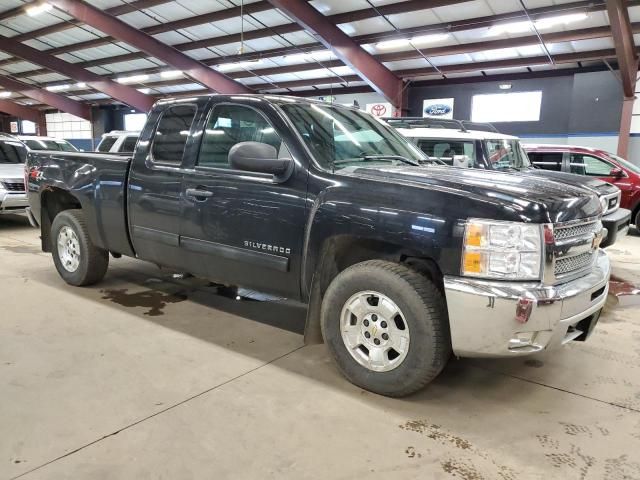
[601,208,631,248]
[0,191,29,214]
[444,249,610,358]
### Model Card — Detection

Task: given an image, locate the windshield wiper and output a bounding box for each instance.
[333,155,420,167]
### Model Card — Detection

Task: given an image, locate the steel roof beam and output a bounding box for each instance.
[0,99,41,124]
[266,0,405,106]
[606,0,638,97]
[47,0,250,94]
[0,35,155,112]
[0,75,90,120]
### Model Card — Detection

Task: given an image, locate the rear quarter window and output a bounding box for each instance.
[97,136,118,152]
[151,105,197,165]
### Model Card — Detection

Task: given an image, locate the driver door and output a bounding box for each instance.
[179,102,307,299]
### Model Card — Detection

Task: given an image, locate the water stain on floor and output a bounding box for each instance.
[607,276,640,309]
[100,288,188,316]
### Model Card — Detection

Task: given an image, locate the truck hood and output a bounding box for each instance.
[516,168,618,196]
[347,165,601,223]
[0,163,24,180]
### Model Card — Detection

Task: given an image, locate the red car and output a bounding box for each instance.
[524,144,640,227]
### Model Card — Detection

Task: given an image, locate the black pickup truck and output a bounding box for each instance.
[26,95,610,397]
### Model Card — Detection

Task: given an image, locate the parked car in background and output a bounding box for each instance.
[18,136,79,152]
[524,144,640,228]
[0,133,29,216]
[26,95,610,397]
[387,117,631,247]
[96,131,139,153]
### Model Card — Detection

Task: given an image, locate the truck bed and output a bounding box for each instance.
[26,151,135,257]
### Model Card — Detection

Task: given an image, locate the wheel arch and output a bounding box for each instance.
[40,187,82,252]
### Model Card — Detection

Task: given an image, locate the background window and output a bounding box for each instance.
[198,105,284,168]
[569,154,613,176]
[121,135,138,153]
[471,91,542,122]
[97,136,117,152]
[417,140,476,166]
[124,113,147,132]
[528,152,563,171]
[152,105,196,164]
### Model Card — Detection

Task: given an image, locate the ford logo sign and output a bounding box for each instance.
[424,104,451,116]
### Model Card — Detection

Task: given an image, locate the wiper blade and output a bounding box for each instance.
[360,155,420,166]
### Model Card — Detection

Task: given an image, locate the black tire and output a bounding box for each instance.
[321,260,451,397]
[635,208,640,229]
[51,209,109,286]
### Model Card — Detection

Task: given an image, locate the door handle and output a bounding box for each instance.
[186,188,214,200]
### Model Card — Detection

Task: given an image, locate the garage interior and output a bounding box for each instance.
[1,0,640,479]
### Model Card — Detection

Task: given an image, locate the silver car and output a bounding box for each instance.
[0,134,28,215]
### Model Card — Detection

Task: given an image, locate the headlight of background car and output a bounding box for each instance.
[599,196,608,214]
[462,219,543,280]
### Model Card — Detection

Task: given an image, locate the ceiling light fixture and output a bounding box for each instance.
[116,74,149,84]
[76,82,87,88]
[488,12,588,36]
[45,84,70,91]
[410,33,451,45]
[217,59,263,72]
[0,91,12,97]
[25,2,53,16]
[376,38,411,50]
[499,83,512,90]
[137,88,151,94]
[160,70,182,79]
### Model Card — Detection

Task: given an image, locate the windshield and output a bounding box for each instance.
[485,139,531,171]
[281,103,427,170]
[0,139,27,164]
[608,153,640,175]
[25,139,78,152]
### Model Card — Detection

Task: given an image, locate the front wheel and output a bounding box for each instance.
[321,260,451,397]
[51,209,109,286]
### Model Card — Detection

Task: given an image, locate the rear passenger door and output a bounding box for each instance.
[127,103,199,268]
[179,102,308,299]
[528,151,565,171]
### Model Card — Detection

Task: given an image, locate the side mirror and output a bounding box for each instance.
[229,141,293,177]
[609,167,625,177]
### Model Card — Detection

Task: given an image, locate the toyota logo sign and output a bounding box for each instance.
[371,104,387,116]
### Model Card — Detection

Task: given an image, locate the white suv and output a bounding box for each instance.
[96,131,139,153]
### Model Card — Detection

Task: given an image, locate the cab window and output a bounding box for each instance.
[151,105,197,165]
[120,135,138,153]
[416,140,476,167]
[198,104,285,169]
[569,154,613,176]
[528,152,563,171]
[97,136,117,152]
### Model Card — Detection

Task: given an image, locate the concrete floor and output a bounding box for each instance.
[1,214,639,480]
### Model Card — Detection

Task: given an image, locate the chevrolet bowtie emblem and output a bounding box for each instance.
[592,231,603,250]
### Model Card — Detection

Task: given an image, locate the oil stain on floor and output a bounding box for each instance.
[607,276,640,309]
[100,288,188,316]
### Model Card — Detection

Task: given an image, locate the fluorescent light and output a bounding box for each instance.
[76,82,87,88]
[285,50,333,62]
[46,84,70,91]
[0,91,12,98]
[410,33,450,45]
[376,38,411,50]
[217,59,263,71]
[499,83,512,90]
[488,12,588,36]
[116,74,149,84]
[160,70,182,79]
[25,2,52,16]
[137,88,151,94]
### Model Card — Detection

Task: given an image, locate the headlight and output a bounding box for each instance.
[599,196,608,213]
[462,219,543,280]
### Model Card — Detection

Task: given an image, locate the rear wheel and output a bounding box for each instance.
[321,260,451,397]
[51,209,109,286]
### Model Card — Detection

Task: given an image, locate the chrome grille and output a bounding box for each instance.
[554,221,599,242]
[1,181,25,192]
[555,251,595,276]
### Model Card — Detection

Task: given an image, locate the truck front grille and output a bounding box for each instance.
[554,220,600,242]
[555,251,595,276]
[1,181,25,192]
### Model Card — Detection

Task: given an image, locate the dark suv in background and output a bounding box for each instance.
[524,144,640,228]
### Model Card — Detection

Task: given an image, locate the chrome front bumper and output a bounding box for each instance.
[444,250,610,358]
[0,191,29,214]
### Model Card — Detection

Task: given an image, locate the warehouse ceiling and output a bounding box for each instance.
[0,0,638,111]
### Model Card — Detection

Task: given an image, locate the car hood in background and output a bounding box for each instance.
[0,163,25,180]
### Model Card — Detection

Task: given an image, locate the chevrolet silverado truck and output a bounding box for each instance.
[387,117,631,248]
[26,95,610,397]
